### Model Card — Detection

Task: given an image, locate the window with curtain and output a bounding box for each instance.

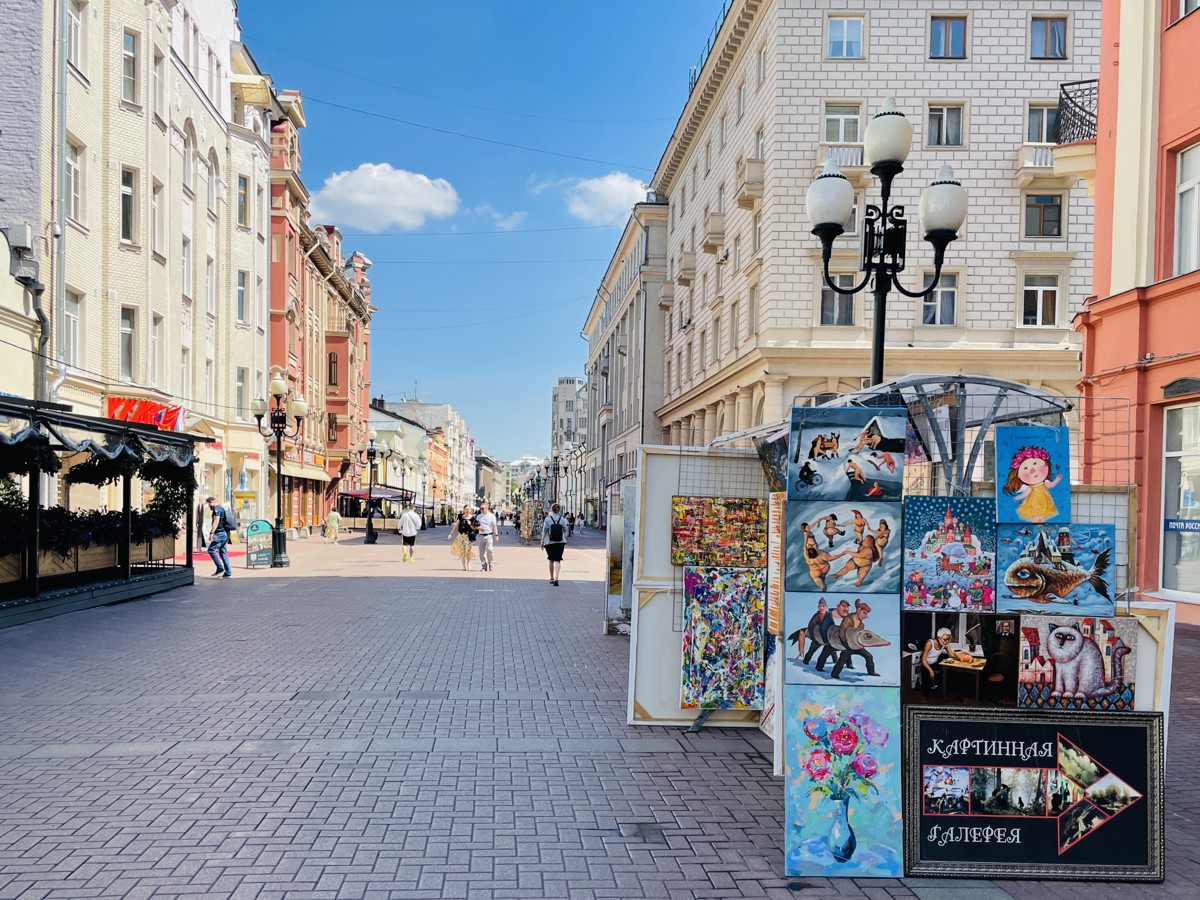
[827,17,864,58]
[1025,194,1063,237]
[1176,144,1200,275]
[820,275,856,325]
[1031,17,1067,59]
[1028,105,1059,143]
[922,273,957,326]
[930,16,966,59]
[1022,274,1059,326]
[927,106,963,147]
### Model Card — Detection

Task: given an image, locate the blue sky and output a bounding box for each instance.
[237,0,726,462]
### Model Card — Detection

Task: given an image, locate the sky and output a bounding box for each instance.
[237,0,727,462]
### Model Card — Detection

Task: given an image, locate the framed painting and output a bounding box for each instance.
[994,425,1072,525]
[904,707,1164,881]
[1017,614,1136,711]
[784,591,900,686]
[754,426,790,493]
[902,496,997,612]
[671,496,767,567]
[680,566,766,709]
[785,500,902,594]
[996,523,1116,616]
[788,407,907,503]
[900,612,1020,708]
[784,685,903,878]
[767,492,786,635]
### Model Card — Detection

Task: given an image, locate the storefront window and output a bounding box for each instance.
[1162,404,1200,594]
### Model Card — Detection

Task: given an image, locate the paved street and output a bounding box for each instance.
[0,528,1198,899]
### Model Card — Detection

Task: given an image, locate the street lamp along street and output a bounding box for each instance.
[252,374,307,568]
[805,97,967,386]
[355,429,395,545]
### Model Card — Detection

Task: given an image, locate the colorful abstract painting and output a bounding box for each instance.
[997,522,1116,615]
[785,500,902,594]
[784,592,900,686]
[767,492,786,635]
[680,567,766,709]
[784,685,903,878]
[902,496,996,612]
[788,407,907,503]
[1017,614,1136,711]
[994,425,1072,525]
[671,496,767,567]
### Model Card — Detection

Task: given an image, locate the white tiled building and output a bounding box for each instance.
[645,0,1100,444]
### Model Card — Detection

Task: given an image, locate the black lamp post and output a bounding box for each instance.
[252,375,308,568]
[806,97,968,386]
[355,430,394,545]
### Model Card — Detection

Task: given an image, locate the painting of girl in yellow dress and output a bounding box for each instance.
[995,425,1071,525]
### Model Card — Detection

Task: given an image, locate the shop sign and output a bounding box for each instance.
[205,440,223,450]
[1163,518,1200,532]
[904,707,1164,881]
[244,519,274,568]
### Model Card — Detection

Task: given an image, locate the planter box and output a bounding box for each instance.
[77,543,118,572]
[38,549,76,577]
[149,535,176,561]
[0,553,19,584]
[130,542,150,564]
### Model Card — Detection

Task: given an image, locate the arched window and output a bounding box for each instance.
[182,125,195,190]
[327,351,338,386]
[207,149,220,214]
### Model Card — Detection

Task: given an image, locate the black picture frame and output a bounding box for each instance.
[904,706,1164,881]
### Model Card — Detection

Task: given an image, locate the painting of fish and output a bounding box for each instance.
[783,592,900,686]
[996,523,1116,615]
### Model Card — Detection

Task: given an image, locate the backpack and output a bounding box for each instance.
[221,505,238,533]
[547,516,565,543]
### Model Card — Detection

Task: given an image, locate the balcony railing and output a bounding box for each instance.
[688,0,734,95]
[816,142,865,169]
[1057,79,1098,144]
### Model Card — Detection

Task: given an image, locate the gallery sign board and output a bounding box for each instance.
[904,707,1164,882]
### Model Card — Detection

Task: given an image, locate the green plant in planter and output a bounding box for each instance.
[0,477,29,558]
[63,444,144,487]
[139,456,197,538]
[0,437,61,476]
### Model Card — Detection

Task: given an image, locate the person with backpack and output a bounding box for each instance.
[205,495,235,578]
[541,502,569,586]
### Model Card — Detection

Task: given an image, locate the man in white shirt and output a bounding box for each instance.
[474,501,499,572]
[397,505,423,562]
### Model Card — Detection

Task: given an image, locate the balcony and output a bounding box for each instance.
[1015,143,1073,189]
[736,158,764,208]
[1053,79,1099,197]
[701,211,725,254]
[657,281,675,310]
[675,251,696,287]
[813,142,871,187]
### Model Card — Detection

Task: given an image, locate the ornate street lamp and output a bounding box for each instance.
[252,375,307,568]
[806,97,968,386]
[417,452,429,529]
[355,430,394,545]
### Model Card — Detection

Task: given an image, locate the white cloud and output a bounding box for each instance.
[309,163,459,232]
[469,203,528,231]
[565,172,647,226]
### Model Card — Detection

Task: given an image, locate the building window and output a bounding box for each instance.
[729,301,740,351]
[237,175,249,226]
[327,413,339,444]
[753,211,762,252]
[1176,144,1200,275]
[151,180,164,255]
[181,237,192,298]
[757,45,767,84]
[928,105,963,147]
[821,274,856,326]
[748,284,759,335]
[1031,17,1067,60]
[182,131,194,190]
[181,348,190,400]
[733,234,741,270]
[206,159,217,215]
[755,126,765,160]
[328,351,338,386]
[67,0,84,70]
[719,113,727,149]
[120,168,137,242]
[1187,0,1200,15]
[235,367,247,420]
[565,399,574,411]
[827,16,864,59]
[1025,194,1063,237]
[922,272,957,326]
[64,290,81,366]
[152,51,165,117]
[1028,105,1059,143]
[236,270,248,321]
[704,140,711,175]
[119,308,135,380]
[824,104,861,143]
[1022,274,1059,326]
[206,257,214,314]
[930,16,966,59]
[121,31,138,103]
[66,140,83,222]
[737,81,745,121]
[205,359,214,413]
[1162,404,1200,593]
[256,277,265,327]
[151,315,163,385]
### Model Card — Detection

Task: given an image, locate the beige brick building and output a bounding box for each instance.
[631,0,1100,445]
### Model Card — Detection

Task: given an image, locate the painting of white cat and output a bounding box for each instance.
[1017,614,1137,711]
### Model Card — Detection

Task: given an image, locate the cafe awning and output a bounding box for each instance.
[269,459,331,482]
[341,486,415,503]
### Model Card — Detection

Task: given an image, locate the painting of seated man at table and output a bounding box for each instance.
[901,612,1020,707]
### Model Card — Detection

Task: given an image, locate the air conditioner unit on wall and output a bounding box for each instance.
[860,376,872,390]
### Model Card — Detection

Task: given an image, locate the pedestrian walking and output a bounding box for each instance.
[542,502,569,586]
[448,504,478,571]
[398,505,422,561]
[474,501,499,571]
[324,509,342,544]
[567,512,576,536]
[205,495,233,578]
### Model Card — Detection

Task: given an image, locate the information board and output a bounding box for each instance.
[244,519,274,568]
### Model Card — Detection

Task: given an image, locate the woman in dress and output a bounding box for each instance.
[448,504,478,571]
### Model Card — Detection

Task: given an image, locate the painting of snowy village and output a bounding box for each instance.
[783,591,901,686]
[787,407,907,503]
[785,500,902,594]
[1018,614,1137,711]
[902,497,996,612]
[996,523,1116,616]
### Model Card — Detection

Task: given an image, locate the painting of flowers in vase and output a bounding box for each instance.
[784,685,903,877]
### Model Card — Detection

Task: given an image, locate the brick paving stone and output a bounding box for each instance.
[0,530,1196,898]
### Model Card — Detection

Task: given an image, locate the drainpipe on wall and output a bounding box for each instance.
[54,0,69,394]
